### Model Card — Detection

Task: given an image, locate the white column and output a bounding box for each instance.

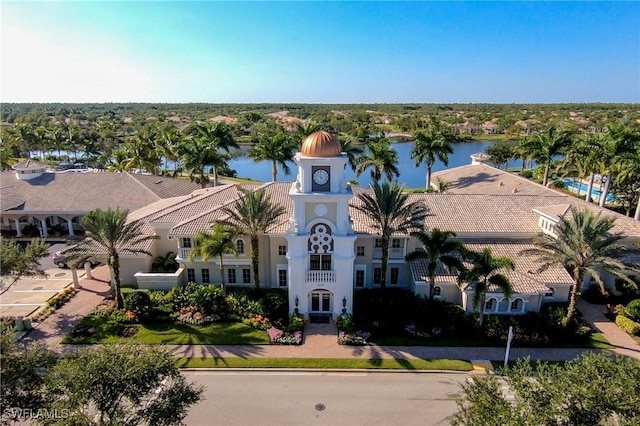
[39,219,48,237]
[66,218,75,236]
[84,261,93,279]
[71,267,80,289]
[14,219,22,237]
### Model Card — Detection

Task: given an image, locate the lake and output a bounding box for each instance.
[229,140,514,188]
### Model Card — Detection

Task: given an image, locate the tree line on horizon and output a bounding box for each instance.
[1,103,638,219]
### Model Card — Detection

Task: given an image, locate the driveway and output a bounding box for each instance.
[0,243,79,318]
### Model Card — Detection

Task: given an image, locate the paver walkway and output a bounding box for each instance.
[577,298,640,360]
[22,265,112,351]
[21,268,640,362]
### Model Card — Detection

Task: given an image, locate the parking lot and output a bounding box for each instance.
[0,243,78,318]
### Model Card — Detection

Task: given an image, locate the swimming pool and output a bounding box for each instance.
[562,178,615,203]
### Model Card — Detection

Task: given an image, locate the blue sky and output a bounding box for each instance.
[2,1,638,103]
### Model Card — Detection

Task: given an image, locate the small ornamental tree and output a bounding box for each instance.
[0,237,49,295]
[452,353,640,426]
[46,344,204,426]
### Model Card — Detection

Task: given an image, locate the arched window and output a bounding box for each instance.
[510,298,522,311]
[236,239,245,254]
[485,298,495,311]
[545,287,555,297]
[433,286,442,297]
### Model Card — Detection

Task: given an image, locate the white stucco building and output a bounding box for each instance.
[4,131,639,320]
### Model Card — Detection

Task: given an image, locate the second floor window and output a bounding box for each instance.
[278,245,287,255]
[182,238,192,248]
[356,246,365,257]
[392,239,402,249]
[236,239,245,254]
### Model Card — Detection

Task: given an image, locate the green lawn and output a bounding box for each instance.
[176,357,473,371]
[62,316,270,345]
[370,332,612,349]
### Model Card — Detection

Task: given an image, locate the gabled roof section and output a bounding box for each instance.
[168,182,292,236]
[533,204,573,222]
[0,171,201,214]
[0,185,26,211]
[408,239,573,295]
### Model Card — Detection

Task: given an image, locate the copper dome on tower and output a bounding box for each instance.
[300,131,342,157]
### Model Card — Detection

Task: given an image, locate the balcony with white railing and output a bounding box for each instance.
[178,247,193,260]
[305,270,336,283]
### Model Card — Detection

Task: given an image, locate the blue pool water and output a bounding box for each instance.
[562,178,615,203]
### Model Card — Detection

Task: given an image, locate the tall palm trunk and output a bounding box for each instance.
[478,291,487,327]
[251,236,260,290]
[425,164,433,189]
[585,173,595,203]
[564,272,582,327]
[271,160,278,182]
[218,254,226,289]
[599,175,613,207]
[380,236,389,289]
[109,253,124,309]
[429,276,435,300]
[543,159,552,187]
[634,199,640,221]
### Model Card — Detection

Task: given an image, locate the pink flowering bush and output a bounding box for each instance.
[268,327,302,345]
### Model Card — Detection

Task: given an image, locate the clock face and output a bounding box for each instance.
[313,168,329,185]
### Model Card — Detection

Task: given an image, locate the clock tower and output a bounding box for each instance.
[285,131,356,320]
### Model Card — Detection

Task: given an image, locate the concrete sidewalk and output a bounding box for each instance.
[21,267,640,362]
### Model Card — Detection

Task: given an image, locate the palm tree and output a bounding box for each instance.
[189,122,238,186]
[614,151,640,220]
[405,228,467,300]
[247,132,297,182]
[157,126,186,176]
[526,127,573,187]
[353,181,428,289]
[597,124,639,207]
[189,223,240,289]
[221,188,285,289]
[107,149,128,172]
[66,208,157,309]
[520,208,637,326]
[355,138,400,182]
[410,125,455,189]
[338,136,364,172]
[460,248,515,326]
[294,121,322,139]
[182,136,225,188]
[122,129,161,174]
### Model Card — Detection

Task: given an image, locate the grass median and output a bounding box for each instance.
[176,357,473,371]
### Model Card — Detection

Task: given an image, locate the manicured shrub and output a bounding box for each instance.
[286,313,305,332]
[625,299,640,322]
[519,169,533,179]
[262,290,288,323]
[189,285,227,315]
[615,315,640,335]
[336,312,354,332]
[124,291,152,319]
[164,282,199,310]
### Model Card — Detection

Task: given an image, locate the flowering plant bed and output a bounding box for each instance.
[338,330,371,346]
[176,306,219,325]
[267,327,303,345]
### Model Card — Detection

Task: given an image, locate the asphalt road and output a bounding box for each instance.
[183,370,467,426]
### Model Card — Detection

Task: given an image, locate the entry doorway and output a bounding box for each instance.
[309,290,332,323]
